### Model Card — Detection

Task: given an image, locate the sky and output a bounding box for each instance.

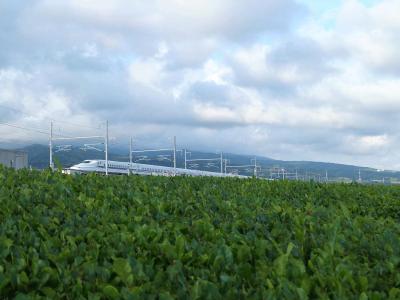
[0,0,399,169]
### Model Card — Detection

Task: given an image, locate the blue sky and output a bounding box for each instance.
[298,0,342,12]
[300,0,379,12]
[0,0,400,169]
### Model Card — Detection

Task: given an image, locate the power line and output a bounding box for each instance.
[0,121,72,138]
[0,122,49,135]
[0,101,98,137]
[52,118,103,131]
[0,102,102,130]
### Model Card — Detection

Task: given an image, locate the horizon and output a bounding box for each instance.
[3,142,394,172]
[1,1,399,170]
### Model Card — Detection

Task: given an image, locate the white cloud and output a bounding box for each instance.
[344,134,390,155]
[129,59,165,89]
[1,0,400,169]
[0,68,101,141]
[193,104,237,124]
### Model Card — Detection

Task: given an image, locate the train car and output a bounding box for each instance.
[65,160,248,178]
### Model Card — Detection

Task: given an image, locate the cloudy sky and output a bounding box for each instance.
[0,0,399,169]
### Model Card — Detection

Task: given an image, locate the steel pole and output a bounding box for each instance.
[224,159,227,174]
[220,152,223,174]
[129,137,133,175]
[49,121,53,170]
[105,120,109,176]
[173,136,176,175]
[184,149,187,169]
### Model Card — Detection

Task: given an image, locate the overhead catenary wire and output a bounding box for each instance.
[0,103,103,131]
[0,100,103,138]
[2,115,385,183]
[0,122,50,135]
[4,116,246,176]
[0,121,73,138]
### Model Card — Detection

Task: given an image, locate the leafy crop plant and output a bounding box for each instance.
[0,165,399,299]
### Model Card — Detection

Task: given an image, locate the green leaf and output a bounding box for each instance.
[41,287,56,298]
[113,258,132,278]
[18,271,29,285]
[389,288,400,300]
[14,294,31,300]
[237,244,251,262]
[359,292,368,300]
[102,285,120,300]
[159,292,175,300]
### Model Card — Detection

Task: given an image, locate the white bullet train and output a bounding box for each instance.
[65,159,248,178]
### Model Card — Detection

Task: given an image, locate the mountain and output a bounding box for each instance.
[21,144,126,169]
[19,144,400,183]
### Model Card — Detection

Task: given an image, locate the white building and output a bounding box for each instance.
[0,149,28,169]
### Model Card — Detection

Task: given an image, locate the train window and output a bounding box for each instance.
[83,160,91,163]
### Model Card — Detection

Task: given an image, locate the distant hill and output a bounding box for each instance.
[19,144,400,183]
[21,144,125,169]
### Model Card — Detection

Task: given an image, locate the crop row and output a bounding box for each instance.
[0,166,400,299]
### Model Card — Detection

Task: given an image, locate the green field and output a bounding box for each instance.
[1,166,400,299]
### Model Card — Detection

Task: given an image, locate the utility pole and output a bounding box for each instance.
[49,121,54,170]
[295,169,298,181]
[358,169,362,183]
[129,137,133,175]
[173,136,176,175]
[105,120,109,176]
[224,159,228,174]
[253,157,257,177]
[325,170,328,182]
[282,168,285,180]
[220,152,223,174]
[184,149,187,169]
